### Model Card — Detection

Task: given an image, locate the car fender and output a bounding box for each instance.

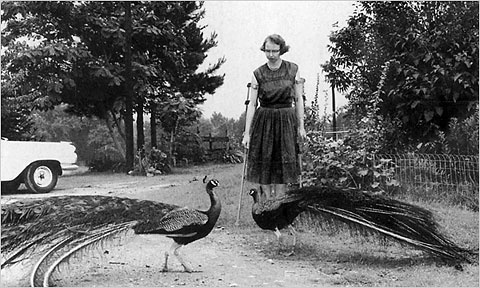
[1,140,78,182]
[2,159,63,182]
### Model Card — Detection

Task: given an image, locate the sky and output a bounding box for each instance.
[197,1,357,119]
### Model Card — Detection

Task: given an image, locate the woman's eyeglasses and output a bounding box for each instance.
[264,49,280,54]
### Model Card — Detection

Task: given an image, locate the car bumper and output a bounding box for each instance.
[61,164,79,171]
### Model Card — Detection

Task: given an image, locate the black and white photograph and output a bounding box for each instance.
[1,1,478,287]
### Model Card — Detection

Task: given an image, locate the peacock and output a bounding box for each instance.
[249,187,302,247]
[249,185,474,267]
[1,178,221,287]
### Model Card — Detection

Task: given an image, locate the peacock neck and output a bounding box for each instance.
[206,190,221,223]
[251,193,261,213]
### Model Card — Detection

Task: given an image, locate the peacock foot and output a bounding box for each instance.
[283,250,295,257]
[182,265,202,273]
[283,248,295,257]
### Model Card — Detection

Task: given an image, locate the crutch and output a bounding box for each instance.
[298,138,304,188]
[235,82,252,226]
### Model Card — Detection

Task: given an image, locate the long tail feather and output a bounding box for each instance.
[1,233,53,269]
[308,205,465,261]
[30,236,76,287]
[30,222,136,287]
[289,185,472,263]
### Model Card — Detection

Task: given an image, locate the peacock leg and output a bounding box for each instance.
[289,225,297,248]
[274,227,282,248]
[162,242,176,272]
[286,225,297,256]
[162,251,169,272]
[172,243,194,273]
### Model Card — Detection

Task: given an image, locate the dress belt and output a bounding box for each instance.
[260,103,292,109]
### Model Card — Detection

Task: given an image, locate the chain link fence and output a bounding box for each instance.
[374,153,479,210]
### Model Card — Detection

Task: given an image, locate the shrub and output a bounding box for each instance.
[88,157,125,173]
[173,132,206,164]
[303,94,399,192]
[130,147,171,176]
[303,131,398,192]
[445,106,479,155]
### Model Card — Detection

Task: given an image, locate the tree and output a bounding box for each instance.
[147,2,225,149]
[158,94,201,158]
[124,1,135,170]
[324,1,479,151]
[2,2,142,164]
[1,1,224,168]
[1,42,36,140]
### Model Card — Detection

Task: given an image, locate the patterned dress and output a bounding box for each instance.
[246,60,300,185]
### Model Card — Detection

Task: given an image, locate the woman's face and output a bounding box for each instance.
[264,40,281,62]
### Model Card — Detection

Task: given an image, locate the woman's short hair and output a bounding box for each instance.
[260,34,290,55]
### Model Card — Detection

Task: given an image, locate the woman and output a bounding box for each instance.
[242,34,306,203]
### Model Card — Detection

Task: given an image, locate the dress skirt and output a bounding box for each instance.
[246,106,300,184]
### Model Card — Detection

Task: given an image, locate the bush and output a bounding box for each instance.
[303,131,399,192]
[445,107,479,155]
[303,92,400,192]
[88,157,125,172]
[173,132,206,164]
[130,147,171,176]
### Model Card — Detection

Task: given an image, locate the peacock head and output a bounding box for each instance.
[206,179,219,190]
[248,188,259,202]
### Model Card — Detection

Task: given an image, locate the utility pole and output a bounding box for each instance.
[321,58,338,141]
[332,81,337,140]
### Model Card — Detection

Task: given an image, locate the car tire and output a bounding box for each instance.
[24,162,58,193]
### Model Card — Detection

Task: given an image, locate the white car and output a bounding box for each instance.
[1,138,79,193]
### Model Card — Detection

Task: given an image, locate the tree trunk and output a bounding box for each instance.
[105,117,126,160]
[150,102,157,148]
[111,110,126,141]
[136,98,144,152]
[170,130,175,166]
[124,1,134,172]
[169,117,179,166]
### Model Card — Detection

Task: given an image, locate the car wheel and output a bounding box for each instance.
[24,162,58,193]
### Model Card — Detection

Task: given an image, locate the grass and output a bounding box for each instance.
[59,162,479,286]
[390,182,480,212]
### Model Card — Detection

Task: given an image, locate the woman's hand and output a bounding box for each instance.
[298,126,307,141]
[242,133,250,149]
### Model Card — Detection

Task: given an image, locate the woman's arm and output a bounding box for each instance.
[294,70,306,140]
[242,75,259,148]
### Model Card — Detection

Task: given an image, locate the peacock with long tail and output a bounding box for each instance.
[1,178,221,287]
[249,185,474,267]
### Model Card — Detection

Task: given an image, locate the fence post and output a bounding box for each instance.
[209,133,213,152]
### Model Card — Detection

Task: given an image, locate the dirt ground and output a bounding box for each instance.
[2,165,327,287]
[1,164,478,287]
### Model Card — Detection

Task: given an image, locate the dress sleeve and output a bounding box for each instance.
[295,68,305,84]
[251,73,259,89]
